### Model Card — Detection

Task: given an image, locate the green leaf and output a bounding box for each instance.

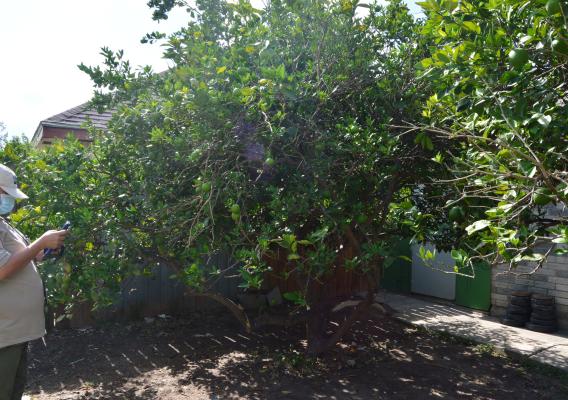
[463,21,481,34]
[283,291,299,301]
[465,220,491,235]
[283,291,307,306]
[421,58,433,68]
[416,1,439,11]
[519,253,544,262]
[450,249,465,262]
[241,87,255,99]
[424,136,434,151]
[431,152,443,163]
[150,127,169,142]
[415,132,434,151]
[531,113,552,128]
[436,52,450,64]
[275,64,286,80]
[497,203,514,214]
[309,227,329,242]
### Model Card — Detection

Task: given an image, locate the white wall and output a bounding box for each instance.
[411,243,456,300]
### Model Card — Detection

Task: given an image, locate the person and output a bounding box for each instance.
[0,164,68,400]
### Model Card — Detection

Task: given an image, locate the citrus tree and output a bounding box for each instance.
[73,0,440,353]
[412,0,568,274]
[0,136,131,317]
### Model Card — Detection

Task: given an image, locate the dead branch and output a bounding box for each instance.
[185,290,252,333]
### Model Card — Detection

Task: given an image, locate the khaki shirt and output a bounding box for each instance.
[0,218,45,348]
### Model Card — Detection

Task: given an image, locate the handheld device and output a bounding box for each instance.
[44,221,71,258]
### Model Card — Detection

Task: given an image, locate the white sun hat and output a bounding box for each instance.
[0,164,28,199]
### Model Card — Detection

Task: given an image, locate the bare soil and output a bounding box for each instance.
[26,311,568,399]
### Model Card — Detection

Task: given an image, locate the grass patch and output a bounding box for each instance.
[472,343,506,358]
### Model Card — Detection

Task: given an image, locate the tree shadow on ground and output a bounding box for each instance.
[27,311,568,400]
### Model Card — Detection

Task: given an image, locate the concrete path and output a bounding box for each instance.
[380,292,568,371]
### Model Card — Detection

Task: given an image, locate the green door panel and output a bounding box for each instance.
[381,239,411,293]
[455,262,491,311]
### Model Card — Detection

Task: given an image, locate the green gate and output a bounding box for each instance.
[455,262,491,311]
[380,239,411,293]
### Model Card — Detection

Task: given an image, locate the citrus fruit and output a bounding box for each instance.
[546,0,562,14]
[449,206,466,222]
[509,48,529,69]
[201,182,212,192]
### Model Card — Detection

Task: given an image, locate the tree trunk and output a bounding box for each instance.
[305,289,376,355]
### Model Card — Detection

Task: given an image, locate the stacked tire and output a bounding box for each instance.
[526,294,558,333]
[502,291,532,327]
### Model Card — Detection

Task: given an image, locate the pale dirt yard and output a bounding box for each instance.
[24,311,568,399]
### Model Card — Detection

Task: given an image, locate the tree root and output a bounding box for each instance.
[184,287,396,355]
[250,291,395,355]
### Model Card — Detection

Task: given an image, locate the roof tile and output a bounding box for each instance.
[41,102,114,130]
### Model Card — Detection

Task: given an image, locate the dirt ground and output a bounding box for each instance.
[25,311,568,400]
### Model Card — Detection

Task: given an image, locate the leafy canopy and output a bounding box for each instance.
[73,0,434,312]
[415,0,568,273]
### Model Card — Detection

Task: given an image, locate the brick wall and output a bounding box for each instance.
[491,255,568,331]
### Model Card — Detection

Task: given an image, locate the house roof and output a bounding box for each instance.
[32,102,114,145]
[40,102,114,129]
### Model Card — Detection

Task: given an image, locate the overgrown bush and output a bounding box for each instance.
[75,0,436,352]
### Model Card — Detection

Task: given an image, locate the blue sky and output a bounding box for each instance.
[0,1,420,139]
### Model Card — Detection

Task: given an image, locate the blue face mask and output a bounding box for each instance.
[0,194,15,215]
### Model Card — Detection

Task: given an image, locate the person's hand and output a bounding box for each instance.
[40,230,68,250]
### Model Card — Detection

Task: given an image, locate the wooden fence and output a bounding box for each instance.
[57,246,373,329]
[58,254,241,328]
[265,245,370,303]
